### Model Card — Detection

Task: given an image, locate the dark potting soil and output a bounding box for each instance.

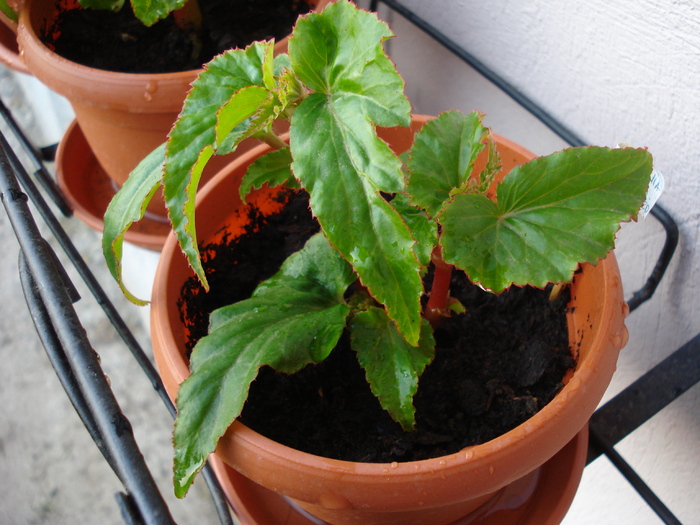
[43,0,311,73]
[179,190,575,463]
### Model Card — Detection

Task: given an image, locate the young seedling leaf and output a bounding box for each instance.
[102,143,166,304]
[288,0,421,345]
[216,86,270,146]
[129,0,186,26]
[439,146,653,292]
[78,0,124,13]
[239,148,298,201]
[173,233,354,497]
[391,193,438,269]
[407,110,489,217]
[164,42,274,288]
[351,307,435,430]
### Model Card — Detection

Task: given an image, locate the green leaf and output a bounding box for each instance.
[288,0,421,345]
[391,193,437,269]
[239,148,298,201]
[130,0,185,26]
[351,307,435,430]
[439,146,653,292]
[77,0,124,12]
[215,86,270,146]
[102,143,165,304]
[407,110,489,217]
[172,233,354,497]
[164,42,274,289]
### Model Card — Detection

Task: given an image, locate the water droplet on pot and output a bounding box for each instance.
[489,465,495,475]
[464,449,473,461]
[390,461,398,469]
[438,459,446,466]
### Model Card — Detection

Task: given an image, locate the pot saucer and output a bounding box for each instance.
[55,120,170,251]
[209,426,588,525]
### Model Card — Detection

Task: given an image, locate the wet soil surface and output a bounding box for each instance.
[43,0,311,73]
[179,190,574,463]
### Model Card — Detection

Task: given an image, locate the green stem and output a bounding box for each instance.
[256,131,288,151]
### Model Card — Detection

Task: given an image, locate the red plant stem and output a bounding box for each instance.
[425,246,453,326]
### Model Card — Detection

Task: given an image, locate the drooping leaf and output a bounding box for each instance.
[406,110,489,217]
[102,143,165,304]
[239,147,298,201]
[439,146,653,292]
[172,233,354,497]
[288,0,422,345]
[351,307,435,430]
[163,42,276,289]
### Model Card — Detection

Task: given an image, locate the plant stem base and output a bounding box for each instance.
[208,426,588,525]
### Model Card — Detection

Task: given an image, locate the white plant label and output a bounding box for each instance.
[616,143,664,219]
[640,169,664,219]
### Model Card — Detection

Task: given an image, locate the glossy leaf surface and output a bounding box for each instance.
[172,233,354,497]
[439,146,653,292]
[407,110,489,218]
[289,0,422,345]
[351,307,435,430]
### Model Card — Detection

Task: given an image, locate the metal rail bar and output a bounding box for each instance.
[589,333,700,461]
[1,137,175,525]
[588,429,683,525]
[0,119,235,524]
[0,97,72,216]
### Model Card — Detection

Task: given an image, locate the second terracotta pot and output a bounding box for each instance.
[151,116,629,525]
[17,0,329,220]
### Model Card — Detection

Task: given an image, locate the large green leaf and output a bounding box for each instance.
[439,147,653,292]
[350,307,435,430]
[288,0,422,345]
[163,42,277,289]
[406,110,489,218]
[102,144,166,304]
[172,233,354,497]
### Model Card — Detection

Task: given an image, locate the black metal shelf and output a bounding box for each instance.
[1,1,695,523]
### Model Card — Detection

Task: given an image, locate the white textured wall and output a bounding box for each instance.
[377,0,699,523]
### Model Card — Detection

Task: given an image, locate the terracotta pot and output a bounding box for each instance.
[16,0,330,219]
[151,116,629,525]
